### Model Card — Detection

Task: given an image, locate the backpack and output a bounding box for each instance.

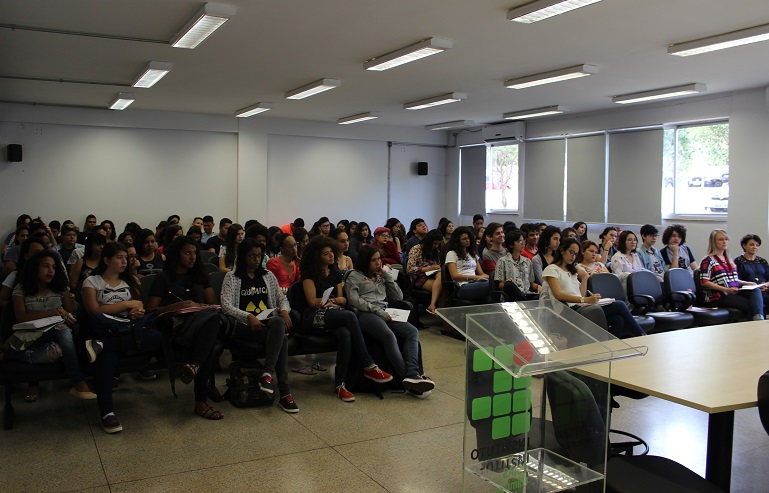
[223,361,274,408]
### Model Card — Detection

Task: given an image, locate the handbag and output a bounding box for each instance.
[312,306,329,329]
[89,313,157,354]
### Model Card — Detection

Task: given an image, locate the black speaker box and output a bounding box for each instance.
[7,144,22,162]
[417,161,428,176]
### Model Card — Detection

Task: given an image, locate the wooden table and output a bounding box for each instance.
[576,321,769,492]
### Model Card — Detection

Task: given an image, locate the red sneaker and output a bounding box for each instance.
[363,365,393,384]
[333,383,355,402]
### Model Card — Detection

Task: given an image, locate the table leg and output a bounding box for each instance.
[706,411,734,492]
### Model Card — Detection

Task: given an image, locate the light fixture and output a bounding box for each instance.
[504,64,598,89]
[364,37,452,71]
[425,120,475,130]
[403,92,467,110]
[612,83,706,104]
[504,105,566,120]
[337,112,382,124]
[668,23,769,56]
[284,78,342,100]
[109,92,135,110]
[171,3,236,49]
[507,0,603,24]
[132,61,173,88]
[235,102,273,117]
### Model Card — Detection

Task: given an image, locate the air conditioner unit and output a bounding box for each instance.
[482,121,525,143]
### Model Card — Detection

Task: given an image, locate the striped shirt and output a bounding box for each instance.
[699,255,740,303]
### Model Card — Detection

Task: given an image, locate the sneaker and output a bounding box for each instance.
[259,373,274,394]
[137,370,157,380]
[101,413,123,434]
[407,388,433,399]
[278,394,299,413]
[333,383,355,402]
[363,365,393,384]
[403,375,435,393]
[84,340,103,363]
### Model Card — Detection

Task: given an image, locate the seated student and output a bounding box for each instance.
[299,236,392,403]
[372,227,401,267]
[146,236,225,420]
[279,217,304,235]
[475,226,487,258]
[597,227,619,268]
[205,217,232,255]
[81,242,163,433]
[135,229,165,276]
[201,216,217,245]
[735,234,769,308]
[219,223,244,273]
[336,219,350,232]
[481,222,506,274]
[293,227,310,261]
[78,214,98,244]
[660,224,698,273]
[2,214,31,258]
[0,238,48,310]
[637,224,667,280]
[384,218,406,254]
[49,220,61,245]
[166,214,180,226]
[406,229,444,314]
[67,225,107,271]
[402,218,428,268]
[493,230,540,301]
[221,239,298,413]
[3,251,97,399]
[266,233,301,292]
[439,219,454,244]
[609,230,652,278]
[561,227,578,240]
[55,226,83,265]
[532,226,561,286]
[520,223,539,260]
[309,217,332,238]
[473,214,484,230]
[347,221,358,238]
[573,222,588,243]
[157,225,183,256]
[186,226,203,248]
[70,233,108,301]
[445,226,490,302]
[541,238,646,338]
[348,222,372,264]
[700,230,764,320]
[266,226,282,259]
[329,228,354,272]
[346,246,434,395]
[578,240,610,277]
[100,220,117,241]
[2,224,31,277]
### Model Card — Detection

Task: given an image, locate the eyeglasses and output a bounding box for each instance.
[378,234,390,238]
[565,250,580,256]
[246,253,264,260]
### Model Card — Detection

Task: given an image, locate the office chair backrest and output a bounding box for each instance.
[0,301,17,342]
[209,271,227,301]
[664,268,696,296]
[139,274,156,305]
[588,273,627,302]
[692,269,706,306]
[759,370,769,436]
[287,282,308,312]
[627,270,663,303]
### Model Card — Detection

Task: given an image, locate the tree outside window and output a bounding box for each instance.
[486,144,519,212]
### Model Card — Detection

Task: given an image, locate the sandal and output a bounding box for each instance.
[24,386,39,403]
[181,363,199,385]
[194,404,224,420]
[426,307,437,316]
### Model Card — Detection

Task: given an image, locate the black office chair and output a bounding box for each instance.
[203,262,219,274]
[199,250,217,265]
[664,268,730,326]
[588,273,655,335]
[546,371,724,493]
[626,270,694,332]
[758,370,769,435]
[693,269,748,322]
[139,274,157,304]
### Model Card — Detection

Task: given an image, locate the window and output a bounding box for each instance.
[663,122,729,217]
[485,144,519,213]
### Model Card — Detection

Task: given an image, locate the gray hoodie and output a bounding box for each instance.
[344,269,402,320]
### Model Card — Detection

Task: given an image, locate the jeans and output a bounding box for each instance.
[358,312,420,379]
[232,316,290,395]
[709,289,765,320]
[600,301,646,337]
[4,341,61,365]
[458,279,491,301]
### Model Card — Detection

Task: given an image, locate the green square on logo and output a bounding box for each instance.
[511,411,531,435]
[473,348,493,372]
[513,389,531,412]
[493,345,515,369]
[472,396,492,420]
[514,375,532,390]
[493,370,513,393]
[492,416,511,440]
[493,393,512,417]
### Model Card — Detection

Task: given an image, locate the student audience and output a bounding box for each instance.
[660,224,698,273]
[735,234,769,308]
[444,226,490,302]
[329,228,354,272]
[493,230,539,302]
[532,226,561,286]
[579,240,610,276]
[406,229,444,314]
[610,230,649,278]
[266,233,301,292]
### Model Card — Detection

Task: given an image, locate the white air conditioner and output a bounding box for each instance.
[482,122,526,143]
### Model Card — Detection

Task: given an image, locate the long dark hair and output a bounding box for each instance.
[164,236,209,285]
[94,241,141,299]
[353,221,373,244]
[417,229,444,263]
[234,238,267,280]
[84,233,107,260]
[300,236,340,287]
[267,226,282,256]
[136,229,157,257]
[446,226,477,260]
[223,223,243,268]
[617,230,638,254]
[310,216,331,237]
[572,222,588,243]
[537,226,561,259]
[355,245,379,276]
[162,224,183,248]
[553,238,580,275]
[20,250,68,295]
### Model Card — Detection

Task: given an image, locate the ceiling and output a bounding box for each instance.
[2,0,769,128]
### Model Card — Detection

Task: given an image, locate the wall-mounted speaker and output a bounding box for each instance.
[417,161,428,176]
[7,144,22,162]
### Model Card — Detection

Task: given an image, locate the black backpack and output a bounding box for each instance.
[223,361,274,408]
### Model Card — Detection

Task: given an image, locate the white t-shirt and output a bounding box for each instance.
[82,275,132,316]
[2,271,17,289]
[445,250,478,285]
[540,264,581,306]
[67,247,85,265]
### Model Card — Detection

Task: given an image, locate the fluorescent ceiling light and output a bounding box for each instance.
[507,0,602,24]
[171,3,236,49]
[337,112,382,124]
[285,78,342,99]
[504,105,566,120]
[364,37,452,71]
[132,61,173,88]
[612,83,706,104]
[235,102,273,117]
[425,120,475,130]
[668,23,769,56]
[505,64,598,89]
[109,92,135,110]
[404,92,467,110]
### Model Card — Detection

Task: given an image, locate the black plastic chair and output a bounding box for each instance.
[627,270,694,332]
[139,274,156,304]
[588,273,655,335]
[203,262,219,274]
[199,250,217,265]
[693,269,748,322]
[664,268,730,326]
[758,370,769,435]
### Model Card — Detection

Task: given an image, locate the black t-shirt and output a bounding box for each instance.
[313,269,343,298]
[205,236,225,255]
[150,271,210,306]
[238,274,270,316]
[138,253,165,276]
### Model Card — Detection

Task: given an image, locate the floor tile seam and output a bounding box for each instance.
[329,420,463,448]
[327,445,393,492]
[82,400,113,493]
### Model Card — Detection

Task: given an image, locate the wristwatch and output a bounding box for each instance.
[580,297,585,303]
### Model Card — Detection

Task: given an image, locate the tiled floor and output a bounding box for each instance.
[1,319,767,492]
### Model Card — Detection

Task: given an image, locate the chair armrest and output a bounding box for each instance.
[667,290,695,311]
[628,294,655,315]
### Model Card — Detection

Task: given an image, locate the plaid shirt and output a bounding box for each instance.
[699,255,740,303]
